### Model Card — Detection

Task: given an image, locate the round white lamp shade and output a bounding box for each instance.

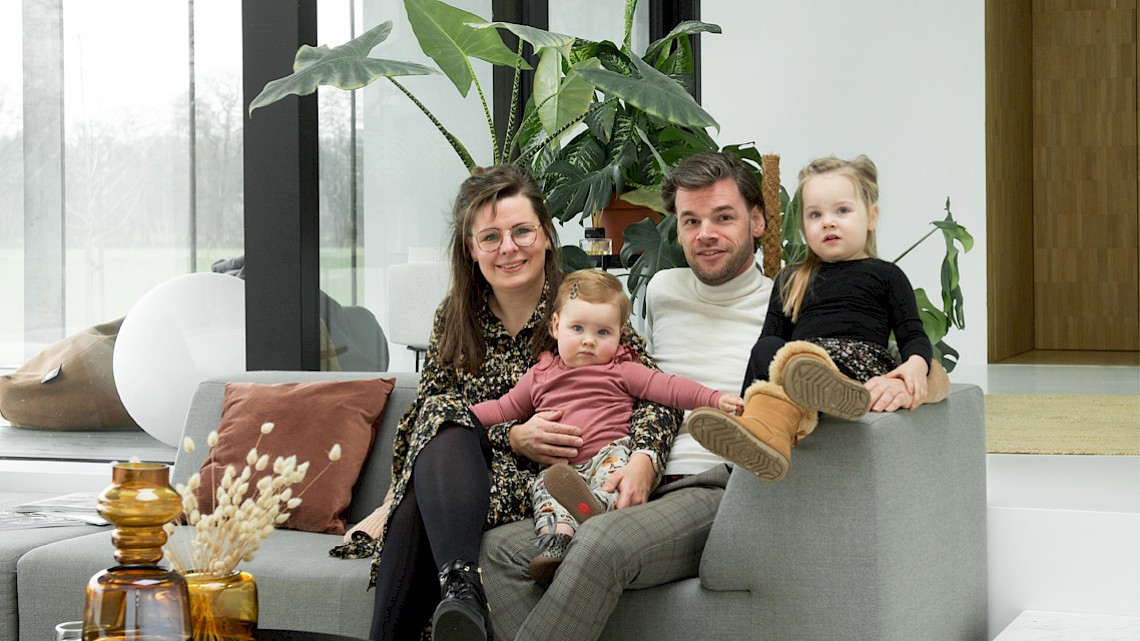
[113,272,246,447]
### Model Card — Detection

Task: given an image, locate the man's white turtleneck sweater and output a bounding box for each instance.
[645,263,773,475]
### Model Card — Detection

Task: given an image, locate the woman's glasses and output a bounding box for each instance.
[473,223,541,252]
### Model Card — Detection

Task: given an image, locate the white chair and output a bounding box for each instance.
[386,248,450,371]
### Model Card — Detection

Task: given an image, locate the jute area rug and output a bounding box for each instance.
[985,394,1140,455]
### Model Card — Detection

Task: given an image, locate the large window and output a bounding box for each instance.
[3,0,246,367]
[2,1,365,371]
[2,0,661,398]
[0,2,23,368]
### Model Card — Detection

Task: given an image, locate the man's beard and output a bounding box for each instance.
[690,246,751,286]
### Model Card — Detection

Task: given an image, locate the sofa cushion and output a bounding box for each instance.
[194,379,395,534]
[0,492,102,641]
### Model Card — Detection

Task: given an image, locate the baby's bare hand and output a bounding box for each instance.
[718,393,745,415]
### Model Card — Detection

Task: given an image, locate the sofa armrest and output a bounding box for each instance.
[699,384,988,641]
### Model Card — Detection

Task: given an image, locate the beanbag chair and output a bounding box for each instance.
[0,318,139,430]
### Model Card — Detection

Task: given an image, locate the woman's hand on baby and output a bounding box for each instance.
[601,452,656,509]
[508,410,583,466]
[717,393,745,415]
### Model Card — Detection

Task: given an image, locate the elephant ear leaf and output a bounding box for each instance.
[405,0,521,97]
[535,52,599,136]
[575,55,718,130]
[470,21,576,55]
[249,21,438,115]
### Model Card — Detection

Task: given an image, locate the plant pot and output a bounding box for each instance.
[184,570,258,641]
[597,197,661,259]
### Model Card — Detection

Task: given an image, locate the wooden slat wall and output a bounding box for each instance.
[1032,0,1139,350]
[987,0,1037,361]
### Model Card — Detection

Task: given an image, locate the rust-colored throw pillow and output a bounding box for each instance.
[195,378,394,534]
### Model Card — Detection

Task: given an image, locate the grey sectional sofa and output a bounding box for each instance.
[11,372,989,641]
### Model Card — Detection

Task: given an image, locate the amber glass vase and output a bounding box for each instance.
[183,570,258,641]
[83,462,191,640]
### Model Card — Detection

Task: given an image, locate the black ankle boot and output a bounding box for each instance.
[432,559,493,641]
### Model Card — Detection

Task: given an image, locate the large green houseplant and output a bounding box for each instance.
[248,0,749,247]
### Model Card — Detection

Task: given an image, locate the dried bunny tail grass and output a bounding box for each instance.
[164,421,343,575]
[294,443,341,499]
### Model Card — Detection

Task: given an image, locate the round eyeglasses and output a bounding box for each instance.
[472,223,541,252]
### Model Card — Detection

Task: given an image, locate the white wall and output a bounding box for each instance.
[362,0,496,372]
[701,0,989,387]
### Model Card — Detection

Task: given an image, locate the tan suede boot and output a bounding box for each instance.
[688,381,817,482]
[770,341,871,421]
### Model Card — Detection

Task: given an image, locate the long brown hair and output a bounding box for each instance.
[438,165,562,372]
[781,155,879,321]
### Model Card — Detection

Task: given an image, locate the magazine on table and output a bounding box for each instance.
[7,492,109,527]
[0,510,101,530]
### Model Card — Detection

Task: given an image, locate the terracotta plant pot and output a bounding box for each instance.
[597,196,662,258]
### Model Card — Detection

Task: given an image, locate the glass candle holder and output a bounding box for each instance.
[580,227,612,269]
[54,621,83,641]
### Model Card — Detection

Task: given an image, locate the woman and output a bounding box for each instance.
[345,165,679,641]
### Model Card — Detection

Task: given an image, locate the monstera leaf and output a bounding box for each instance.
[557,244,596,272]
[249,21,438,115]
[544,152,620,223]
[932,199,974,329]
[404,0,525,97]
[620,215,687,313]
[894,199,973,328]
[915,288,956,371]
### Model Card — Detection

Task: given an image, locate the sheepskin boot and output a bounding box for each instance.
[770,340,871,421]
[688,381,817,482]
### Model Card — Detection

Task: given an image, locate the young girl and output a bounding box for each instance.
[688,154,934,482]
[469,269,743,586]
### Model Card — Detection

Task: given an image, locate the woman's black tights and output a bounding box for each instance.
[369,423,492,641]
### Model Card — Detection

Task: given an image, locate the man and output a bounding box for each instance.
[480,151,769,641]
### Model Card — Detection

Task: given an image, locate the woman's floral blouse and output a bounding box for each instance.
[330,283,680,586]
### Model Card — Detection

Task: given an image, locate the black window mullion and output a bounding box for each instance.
[241,0,320,371]
[649,0,700,102]
[492,0,547,162]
